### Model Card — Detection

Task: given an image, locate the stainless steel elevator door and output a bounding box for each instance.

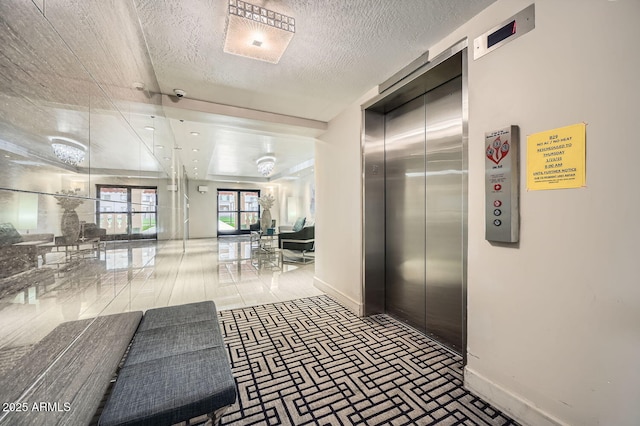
[384,96,426,332]
[425,76,464,353]
[384,76,464,352]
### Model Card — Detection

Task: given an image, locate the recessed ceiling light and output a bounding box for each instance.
[4,155,10,158]
[144,126,155,131]
[164,157,171,160]
[194,167,198,170]
[193,159,198,162]
[192,148,199,152]
[155,145,164,149]
[190,132,199,136]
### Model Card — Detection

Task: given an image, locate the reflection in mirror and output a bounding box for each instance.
[0,2,183,423]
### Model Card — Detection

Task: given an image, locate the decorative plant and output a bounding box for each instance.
[54,188,85,211]
[258,193,275,210]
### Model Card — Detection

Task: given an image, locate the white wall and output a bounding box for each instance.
[314,88,375,314]
[316,0,640,424]
[187,180,283,238]
[187,177,316,238]
[276,172,315,227]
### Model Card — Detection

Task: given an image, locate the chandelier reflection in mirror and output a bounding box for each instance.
[256,155,276,177]
[50,137,87,166]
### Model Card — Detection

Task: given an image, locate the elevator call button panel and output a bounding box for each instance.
[485,126,519,243]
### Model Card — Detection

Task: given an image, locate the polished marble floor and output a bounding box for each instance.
[0,237,322,351]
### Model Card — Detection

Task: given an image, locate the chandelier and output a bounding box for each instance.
[50,137,86,166]
[256,155,276,177]
[224,0,295,64]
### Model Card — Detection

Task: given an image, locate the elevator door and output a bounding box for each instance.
[385,76,464,353]
[384,95,426,332]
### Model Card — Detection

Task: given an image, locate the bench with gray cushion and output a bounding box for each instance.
[99,301,237,426]
[0,301,236,426]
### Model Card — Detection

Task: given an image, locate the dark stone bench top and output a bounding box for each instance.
[0,311,142,426]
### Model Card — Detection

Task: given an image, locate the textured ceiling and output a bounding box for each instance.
[0,0,498,182]
[136,0,498,122]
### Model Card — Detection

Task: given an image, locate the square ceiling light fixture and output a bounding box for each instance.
[224,0,295,64]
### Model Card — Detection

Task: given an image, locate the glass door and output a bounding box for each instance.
[97,185,158,240]
[240,191,260,231]
[217,189,260,235]
[97,187,129,237]
[131,188,157,237]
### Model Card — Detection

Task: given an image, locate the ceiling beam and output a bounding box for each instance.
[161,95,327,135]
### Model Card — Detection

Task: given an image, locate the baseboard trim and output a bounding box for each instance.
[313,277,363,316]
[464,367,565,426]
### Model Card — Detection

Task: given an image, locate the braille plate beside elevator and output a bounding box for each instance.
[485,126,519,243]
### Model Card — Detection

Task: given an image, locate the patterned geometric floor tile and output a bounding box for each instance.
[219,295,518,426]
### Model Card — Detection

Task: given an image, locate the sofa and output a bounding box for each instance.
[278,225,315,252]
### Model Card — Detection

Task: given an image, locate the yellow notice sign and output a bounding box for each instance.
[527,123,586,190]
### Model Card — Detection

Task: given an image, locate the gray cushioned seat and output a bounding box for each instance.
[124,319,224,366]
[138,301,217,331]
[99,301,236,426]
[99,347,236,426]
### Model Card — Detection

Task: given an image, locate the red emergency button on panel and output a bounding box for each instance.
[494,200,502,207]
[494,184,502,191]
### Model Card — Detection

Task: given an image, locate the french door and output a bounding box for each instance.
[217,189,260,236]
[97,185,158,240]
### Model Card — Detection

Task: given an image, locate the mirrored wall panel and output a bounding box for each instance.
[0,2,185,423]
